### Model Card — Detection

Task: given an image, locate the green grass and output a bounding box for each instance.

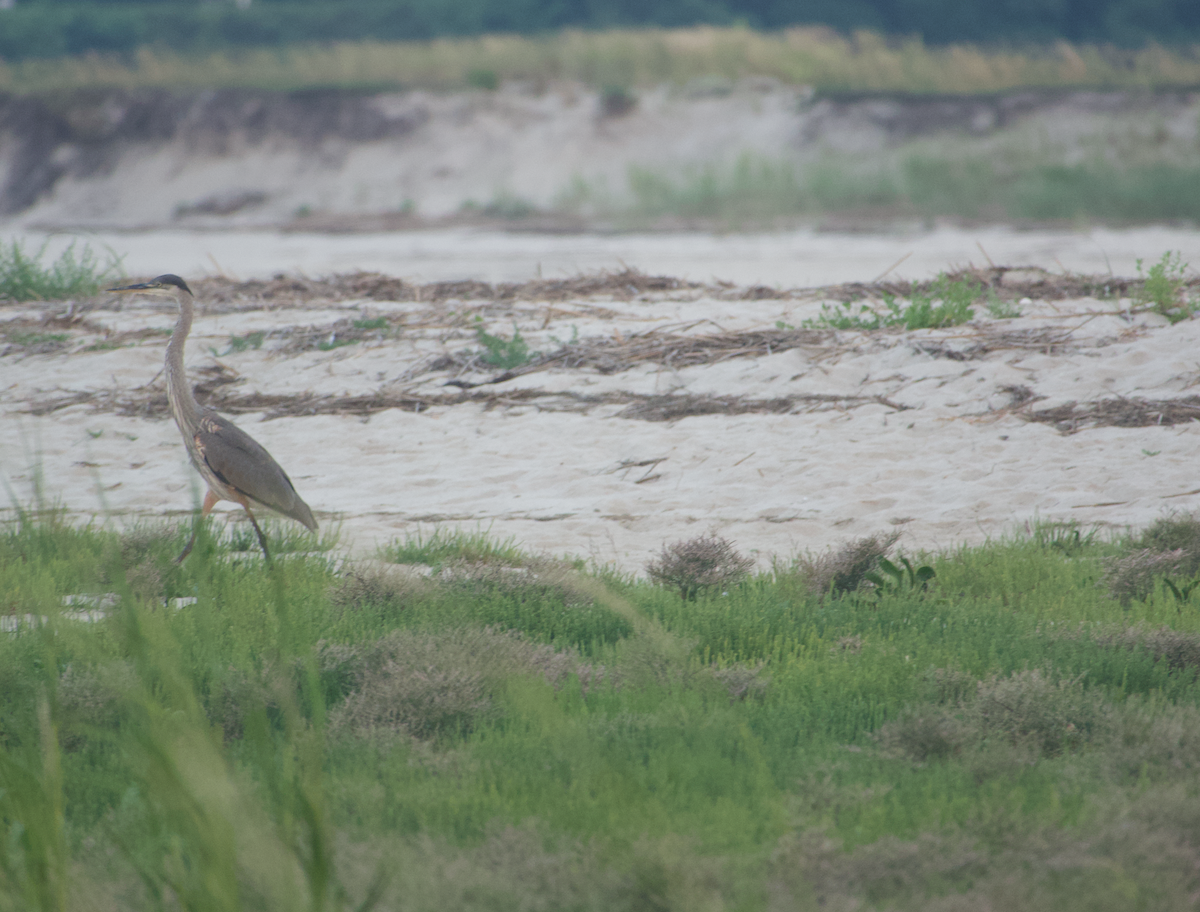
[380,526,529,568]
[6,332,69,347]
[570,154,899,226]
[81,340,130,352]
[0,239,122,302]
[4,28,1200,95]
[574,154,1200,227]
[3,505,1200,909]
[211,331,265,358]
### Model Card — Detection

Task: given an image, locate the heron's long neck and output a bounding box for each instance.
[165,288,202,433]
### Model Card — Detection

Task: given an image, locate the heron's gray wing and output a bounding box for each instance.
[195,413,318,531]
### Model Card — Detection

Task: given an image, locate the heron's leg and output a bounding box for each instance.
[240,500,271,563]
[175,489,220,564]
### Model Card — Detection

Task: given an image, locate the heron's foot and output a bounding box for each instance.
[174,531,197,565]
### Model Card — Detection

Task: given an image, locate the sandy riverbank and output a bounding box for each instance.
[2,226,1198,572]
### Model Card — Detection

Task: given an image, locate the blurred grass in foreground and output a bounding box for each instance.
[3,27,1200,94]
[3,499,1200,909]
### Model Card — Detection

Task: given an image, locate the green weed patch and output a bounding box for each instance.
[211,330,265,357]
[473,319,536,369]
[1134,251,1195,324]
[803,273,982,330]
[0,239,121,302]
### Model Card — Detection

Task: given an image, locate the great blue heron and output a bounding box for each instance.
[108,274,317,563]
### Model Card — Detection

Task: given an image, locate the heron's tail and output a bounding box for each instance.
[288,497,318,532]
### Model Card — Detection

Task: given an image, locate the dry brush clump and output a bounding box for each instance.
[710,661,769,702]
[972,669,1104,756]
[1103,700,1200,782]
[326,627,598,740]
[1102,549,1192,605]
[205,664,278,742]
[876,668,1108,764]
[645,533,751,599]
[917,665,978,705]
[1088,624,1200,673]
[792,531,900,596]
[771,793,1200,912]
[874,709,969,763]
[329,561,432,612]
[1102,513,1200,604]
[56,661,136,751]
[1137,512,1200,558]
[772,828,988,911]
[348,822,629,912]
[437,556,596,608]
[645,533,755,600]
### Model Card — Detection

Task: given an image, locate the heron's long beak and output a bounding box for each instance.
[107,282,156,293]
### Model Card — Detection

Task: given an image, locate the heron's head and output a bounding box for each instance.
[107,274,193,297]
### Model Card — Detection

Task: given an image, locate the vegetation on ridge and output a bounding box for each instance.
[3,27,1200,94]
[1,0,1199,63]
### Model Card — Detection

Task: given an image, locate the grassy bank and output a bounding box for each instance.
[3,27,1200,95]
[562,153,1200,227]
[2,503,1200,909]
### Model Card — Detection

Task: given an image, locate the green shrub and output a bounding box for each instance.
[481,193,537,220]
[465,67,498,90]
[599,84,637,117]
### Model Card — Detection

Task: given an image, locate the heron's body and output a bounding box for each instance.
[109,274,316,561]
[184,411,317,533]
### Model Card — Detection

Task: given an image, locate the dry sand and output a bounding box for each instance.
[17,223,1200,287]
[2,226,1199,572]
